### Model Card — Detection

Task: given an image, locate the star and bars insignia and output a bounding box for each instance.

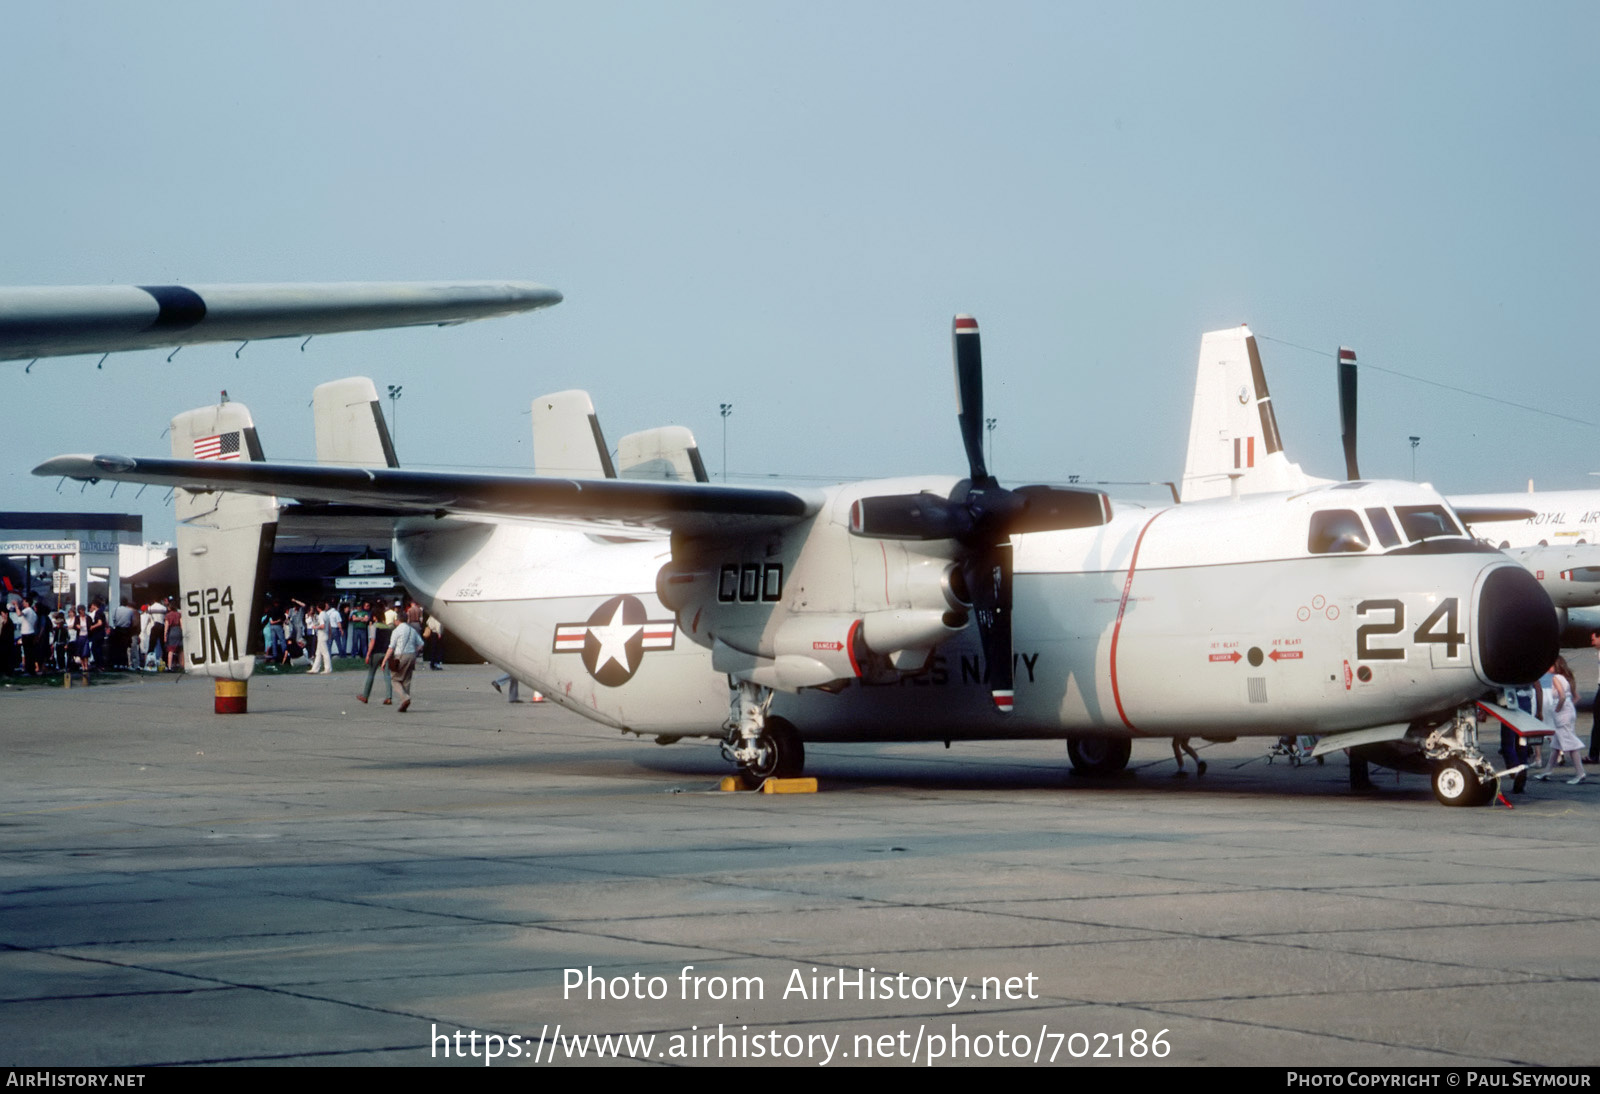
[193,431,242,461]
[553,594,675,687]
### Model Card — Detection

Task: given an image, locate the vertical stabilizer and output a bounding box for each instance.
[312,377,399,467]
[617,426,709,482]
[1180,326,1327,501]
[532,390,616,478]
[170,402,278,682]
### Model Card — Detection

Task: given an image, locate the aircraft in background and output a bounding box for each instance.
[0,280,560,364]
[38,316,1559,806]
[1180,326,1600,639]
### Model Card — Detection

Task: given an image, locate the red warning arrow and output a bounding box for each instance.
[1209,651,1242,663]
[1268,649,1303,661]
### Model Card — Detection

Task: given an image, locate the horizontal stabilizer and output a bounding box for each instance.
[0,280,561,362]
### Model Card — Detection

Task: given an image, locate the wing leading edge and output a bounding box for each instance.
[0,280,562,362]
[33,455,822,536]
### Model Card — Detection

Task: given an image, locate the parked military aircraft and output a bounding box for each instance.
[36,316,1559,806]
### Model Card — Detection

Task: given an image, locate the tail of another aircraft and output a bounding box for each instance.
[618,426,709,483]
[312,377,399,468]
[532,390,616,478]
[1179,325,1329,502]
[169,401,278,697]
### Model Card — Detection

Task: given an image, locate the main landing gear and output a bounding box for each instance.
[1424,705,1499,807]
[721,681,805,779]
[1066,736,1132,777]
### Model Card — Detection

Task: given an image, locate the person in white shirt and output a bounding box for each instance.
[381,618,426,712]
[308,601,333,674]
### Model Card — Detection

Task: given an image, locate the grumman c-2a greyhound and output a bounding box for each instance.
[37,317,1560,806]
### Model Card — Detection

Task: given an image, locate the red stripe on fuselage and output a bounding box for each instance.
[1109,510,1169,733]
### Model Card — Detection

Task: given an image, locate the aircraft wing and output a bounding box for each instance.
[0,281,561,362]
[1454,506,1538,525]
[33,454,823,536]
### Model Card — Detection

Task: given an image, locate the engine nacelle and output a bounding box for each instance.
[656,482,977,691]
[861,608,966,655]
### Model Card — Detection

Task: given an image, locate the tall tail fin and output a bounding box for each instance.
[532,390,615,478]
[170,402,277,681]
[312,377,399,467]
[617,426,709,483]
[1180,325,1327,501]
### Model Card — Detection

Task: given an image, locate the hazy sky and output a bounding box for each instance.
[3,2,1596,540]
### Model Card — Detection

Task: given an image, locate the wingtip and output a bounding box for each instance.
[34,453,140,479]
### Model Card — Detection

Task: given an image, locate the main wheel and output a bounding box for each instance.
[1432,758,1491,807]
[746,716,805,779]
[1067,736,1132,777]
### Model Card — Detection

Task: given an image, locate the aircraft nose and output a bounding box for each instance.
[1476,563,1559,686]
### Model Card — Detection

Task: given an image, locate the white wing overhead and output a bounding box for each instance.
[0,280,561,362]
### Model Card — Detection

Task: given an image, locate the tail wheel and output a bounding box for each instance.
[746,716,805,779]
[1067,736,1132,777]
[1433,758,1493,807]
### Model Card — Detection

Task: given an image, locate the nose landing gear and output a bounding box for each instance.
[1426,707,1499,807]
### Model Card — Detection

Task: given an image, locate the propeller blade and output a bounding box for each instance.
[1338,346,1359,481]
[953,315,989,483]
[967,542,1015,713]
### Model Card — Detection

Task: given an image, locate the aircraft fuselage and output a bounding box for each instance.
[399,478,1550,745]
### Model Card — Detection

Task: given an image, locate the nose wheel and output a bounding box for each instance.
[1432,757,1496,807]
[1425,707,1499,807]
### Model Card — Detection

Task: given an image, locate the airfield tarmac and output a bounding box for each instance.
[2,667,1597,1068]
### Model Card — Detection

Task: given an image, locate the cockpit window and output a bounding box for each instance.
[1309,509,1370,554]
[1395,504,1463,541]
[1365,507,1402,548]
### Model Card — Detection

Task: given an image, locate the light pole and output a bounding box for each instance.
[720,403,733,481]
[985,417,997,474]
[387,385,403,448]
[1409,435,1421,480]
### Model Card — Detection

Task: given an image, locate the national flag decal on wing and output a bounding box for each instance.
[194,432,242,461]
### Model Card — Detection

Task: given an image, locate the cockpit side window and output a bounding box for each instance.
[1309,509,1370,554]
[1365,507,1402,548]
[1395,504,1463,541]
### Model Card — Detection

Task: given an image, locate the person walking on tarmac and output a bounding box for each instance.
[356,609,394,706]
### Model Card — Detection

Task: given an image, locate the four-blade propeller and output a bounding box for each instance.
[851,315,1112,712]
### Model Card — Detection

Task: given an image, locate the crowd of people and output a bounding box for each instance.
[261,595,442,713]
[3,592,446,682]
[4,595,185,681]
[5,585,514,714]
[260,596,440,664]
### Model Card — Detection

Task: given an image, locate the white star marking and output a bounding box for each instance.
[589,602,643,675]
